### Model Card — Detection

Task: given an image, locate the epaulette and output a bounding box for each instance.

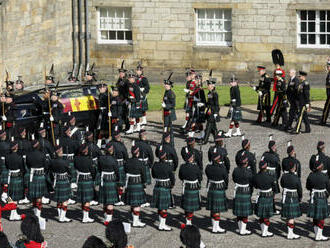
[304,81,309,85]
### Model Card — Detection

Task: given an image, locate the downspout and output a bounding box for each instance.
[78,0,83,73]
[72,0,77,66]
[84,0,90,71]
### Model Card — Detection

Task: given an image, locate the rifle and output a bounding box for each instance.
[45,66,55,146]
[107,84,112,140]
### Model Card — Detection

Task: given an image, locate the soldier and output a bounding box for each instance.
[110,126,128,206]
[37,123,55,161]
[254,66,272,123]
[282,142,301,178]
[285,69,300,131]
[235,137,257,176]
[208,132,230,174]
[74,144,95,223]
[181,70,193,132]
[271,70,288,129]
[124,144,147,228]
[252,159,275,237]
[45,64,56,87]
[225,75,242,137]
[5,140,25,221]
[126,71,142,134]
[0,128,10,202]
[98,83,111,138]
[295,71,311,134]
[320,60,330,125]
[109,86,124,133]
[181,137,203,172]
[26,140,48,224]
[116,61,129,131]
[151,146,175,231]
[205,148,228,233]
[306,156,330,241]
[162,73,176,147]
[271,62,286,118]
[309,141,330,176]
[97,142,119,225]
[191,74,206,139]
[136,63,150,126]
[202,73,220,144]
[85,63,97,84]
[179,148,203,225]
[280,159,302,240]
[48,91,64,138]
[232,151,253,235]
[262,135,281,214]
[49,144,72,223]
[67,113,83,143]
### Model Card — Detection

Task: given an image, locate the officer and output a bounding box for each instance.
[320,60,330,125]
[272,70,288,129]
[285,69,300,131]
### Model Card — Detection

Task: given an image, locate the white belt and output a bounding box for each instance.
[165,160,173,163]
[8,169,20,185]
[322,170,328,174]
[125,173,141,188]
[234,183,249,198]
[182,179,199,194]
[138,158,149,162]
[256,188,272,203]
[1,156,5,161]
[70,127,78,137]
[100,107,106,110]
[155,178,170,182]
[282,188,297,203]
[30,168,44,182]
[43,112,50,115]
[311,189,327,204]
[53,172,68,188]
[117,159,124,161]
[284,170,297,175]
[207,179,225,193]
[101,171,115,186]
[268,167,276,171]
[63,154,74,159]
[92,158,98,162]
[76,171,91,184]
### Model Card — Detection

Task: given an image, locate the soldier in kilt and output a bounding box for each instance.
[179,148,202,225]
[136,63,150,126]
[208,132,230,174]
[26,140,48,224]
[235,137,257,176]
[152,146,175,231]
[262,136,281,214]
[5,141,25,221]
[309,141,330,176]
[181,137,203,172]
[0,129,10,202]
[74,143,95,223]
[282,143,301,178]
[232,151,253,235]
[306,157,330,241]
[280,160,302,240]
[252,159,275,237]
[97,142,119,225]
[225,76,243,138]
[124,144,147,228]
[205,148,228,233]
[49,144,72,223]
[110,126,128,206]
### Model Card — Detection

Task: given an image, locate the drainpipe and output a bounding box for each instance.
[78,0,83,73]
[72,0,77,67]
[84,0,90,71]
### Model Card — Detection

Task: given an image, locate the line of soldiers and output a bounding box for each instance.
[1,120,330,241]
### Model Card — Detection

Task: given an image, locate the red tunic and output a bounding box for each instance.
[273,67,285,92]
[24,241,47,248]
[0,203,17,231]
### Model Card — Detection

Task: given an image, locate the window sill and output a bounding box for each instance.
[295,47,330,55]
[94,43,133,52]
[193,45,232,54]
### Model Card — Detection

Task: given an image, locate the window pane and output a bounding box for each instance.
[109,8,115,18]
[215,9,221,19]
[224,21,231,31]
[327,22,330,32]
[301,22,307,32]
[117,31,124,40]
[126,31,132,40]
[101,31,108,40]
[328,11,330,20]
[224,9,231,19]
[301,34,307,44]
[321,34,326,44]
[321,22,326,32]
[109,31,116,40]
[100,8,107,17]
[198,9,205,19]
[308,34,315,44]
[320,11,326,20]
[300,11,307,20]
[308,21,315,32]
[308,11,315,20]
[206,9,214,19]
[225,32,232,42]
[327,35,330,44]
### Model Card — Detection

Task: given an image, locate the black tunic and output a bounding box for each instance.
[60,136,80,155]
[205,162,228,187]
[233,166,253,187]
[280,172,302,200]
[235,149,256,176]
[252,171,275,191]
[180,146,203,171]
[0,140,10,157]
[50,158,71,174]
[17,138,32,156]
[262,150,281,180]
[297,80,310,106]
[155,143,178,171]
[152,161,175,187]
[282,156,302,178]
[111,140,128,161]
[5,152,25,172]
[26,150,47,170]
[306,171,330,192]
[179,162,202,182]
[74,155,95,177]
[38,138,55,158]
[98,155,119,178]
[136,140,154,167]
[208,145,230,174]
[124,157,146,184]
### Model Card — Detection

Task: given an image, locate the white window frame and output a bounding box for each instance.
[297,10,330,48]
[195,8,232,47]
[97,7,132,45]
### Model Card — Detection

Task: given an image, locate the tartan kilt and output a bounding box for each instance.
[307,198,329,220]
[53,178,71,203]
[125,183,146,206]
[141,98,148,112]
[144,166,151,185]
[233,191,253,217]
[8,176,24,201]
[232,107,242,121]
[76,179,94,203]
[23,171,30,188]
[206,189,228,213]
[152,186,171,210]
[94,171,101,186]
[69,162,77,184]
[181,190,201,212]
[129,102,143,118]
[117,166,126,187]
[281,196,302,219]
[98,181,119,205]
[255,196,274,218]
[0,167,8,185]
[28,175,47,199]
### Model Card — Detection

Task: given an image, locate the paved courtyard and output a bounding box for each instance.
[3,102,330,248]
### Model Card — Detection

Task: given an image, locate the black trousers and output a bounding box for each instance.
[295,106,310,133]
[321,96,330,125]
[287,100,299,129]
[203,119,217,144]
[164,117,174,147]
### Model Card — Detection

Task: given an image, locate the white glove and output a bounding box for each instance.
[108,112,112,117]
[306,104,310,109]
[162,102,166,108]
[253,86,256,91]
[197,103,204,107]
[214,114,218,119]
[258,91,263,96]
[140,87,144,93]
[2,116,7,121]
[230,107,234,112]
[50,116,54,122]
[184,89,190,93]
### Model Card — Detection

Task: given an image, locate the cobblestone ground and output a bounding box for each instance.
[3,102,330,248]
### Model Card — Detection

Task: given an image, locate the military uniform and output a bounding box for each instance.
[180,138,203,172]
[255,68,272,123]
[272,75,288,127]
[0,134,10,189]
[309,151,330,176]
[295,71,311,133]
[282,155,301,178]
[208,143,230,174]
[136,137,154,185]
[320,69,330,125]
[155,139,179,172]
[116,74,129,130]
[110,136,128,188]
[127,81,142,119]
[286,75,300,130]
[235,140,257,176]
[136,73,150,117]
[162,82,176,146]
[262,149,281,194]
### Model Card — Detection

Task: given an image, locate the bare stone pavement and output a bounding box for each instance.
[2,101,330,248]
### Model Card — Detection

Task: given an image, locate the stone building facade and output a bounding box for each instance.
[0,0,329,85]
